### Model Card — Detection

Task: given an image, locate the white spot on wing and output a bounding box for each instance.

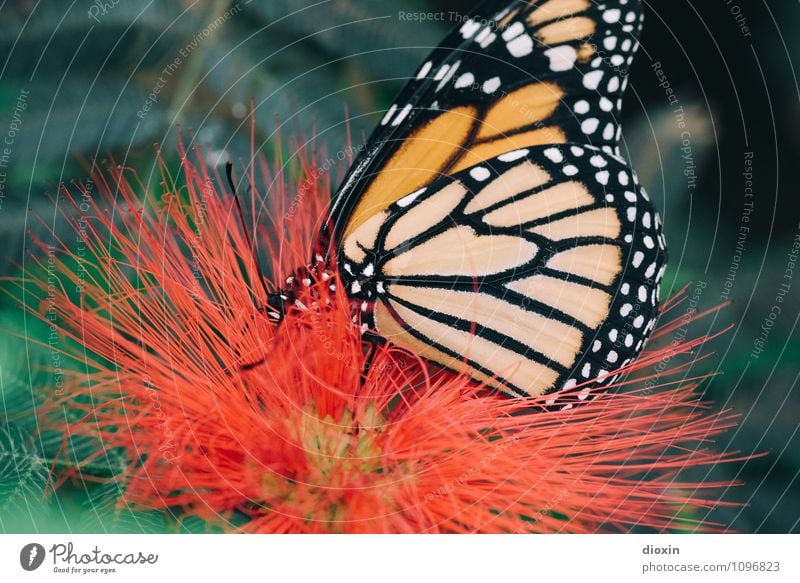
[590,155,607,168]
[507,34,534,58]
[397,187,426,207]
[581,118,599,134]
[454,72,475,89]
[583,70,604,90]
[502,21,525,41]
[416,61,433,80]
[470,166,491,181]
[543,45,578,72]
[562,164,579,176]
[460,19,481,39]
[498,149,530,162]
[479,32,497,48]
[436,60,460,91]
[380,104,397,126]
[391,104,413,127]
[482,76,501,93]
[543,147,564,163]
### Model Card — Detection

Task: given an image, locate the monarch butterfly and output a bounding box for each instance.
[259,0,667,404]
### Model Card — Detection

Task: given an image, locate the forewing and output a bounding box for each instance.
[330,0,645,245]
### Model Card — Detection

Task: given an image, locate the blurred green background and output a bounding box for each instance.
[0,0,798,533]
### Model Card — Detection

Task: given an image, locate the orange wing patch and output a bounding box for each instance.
[576,42,596,63]
[535,16,596,45]
[464,161,551,214]
[546,244,622,285]
[383,226,539,278]
[384,182,467,251]
[481,180,594,227]
[345,78,573,238]
[527,0,592,26]
[476,83,565,140]
[506,275,612,328]
[528,207,621,240]
[389,285,583,367]
[343,210,388,264]
[377,300,561,396]
[450,127,566,173]
[344,105,477,238]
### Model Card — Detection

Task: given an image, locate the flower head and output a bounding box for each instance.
[23,137,744,533]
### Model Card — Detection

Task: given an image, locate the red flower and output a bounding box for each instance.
[24,136,745,533]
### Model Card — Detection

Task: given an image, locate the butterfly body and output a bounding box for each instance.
[265,0,666,403]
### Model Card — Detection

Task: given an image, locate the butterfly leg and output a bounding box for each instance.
[360,330,387,385]
[346,331,388,436]
[228,290,289,375]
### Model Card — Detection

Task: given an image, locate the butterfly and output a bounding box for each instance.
[261,0,667,404]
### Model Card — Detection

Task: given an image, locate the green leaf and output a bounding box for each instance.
[0,424,48,513]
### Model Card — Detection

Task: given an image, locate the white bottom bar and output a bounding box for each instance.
[0,534,796,582]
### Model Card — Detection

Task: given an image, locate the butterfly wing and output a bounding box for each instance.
[329,0,645,246]
[341,144,666,399]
